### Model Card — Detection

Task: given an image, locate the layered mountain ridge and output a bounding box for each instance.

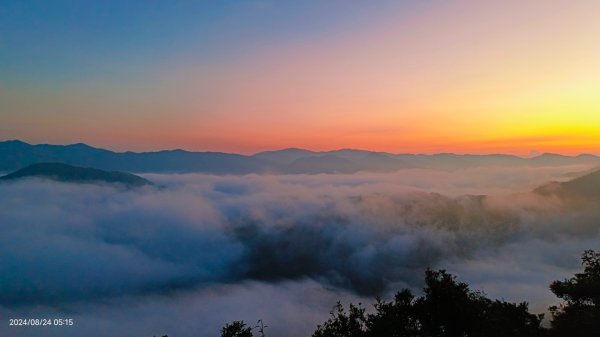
[2,139,599,174]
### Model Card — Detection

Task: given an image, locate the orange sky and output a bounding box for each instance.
[2,0,599,155]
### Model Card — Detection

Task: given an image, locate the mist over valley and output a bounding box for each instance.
[2,146,599,336]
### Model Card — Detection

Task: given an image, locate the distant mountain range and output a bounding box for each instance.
[0,163,152,187]
[1,139,600,174]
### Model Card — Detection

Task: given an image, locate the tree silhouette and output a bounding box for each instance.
[416,269,488,337]
[549,250,600,337]
[312,301,367,337]
[221,321,253,337]
[366,289,419,337]
[482,300,545,337]
[312,269,545,337]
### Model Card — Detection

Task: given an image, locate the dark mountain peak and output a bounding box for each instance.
[255,148,316,156]
[561,169,600,195]
[252,148,317,166]
[0,139,30,147]
[535,153,568,158]
[62,142,110,152]
[69,142,92,147]
[528,152,600,167]
[0,163,152,187]
[331,148,372,154]
[156,148,191,154]
[329,148,393,159]
[4,139,28,144]
[280,147,314,152]
[534,168,600,199]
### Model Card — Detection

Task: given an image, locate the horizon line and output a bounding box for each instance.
[2,139,599,159]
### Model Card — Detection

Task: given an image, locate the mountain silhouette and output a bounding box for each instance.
[0,162,152,187]
[555,168,600,198]
[285,154,358,174]
[534,168,600,199]
[2,140,600,174]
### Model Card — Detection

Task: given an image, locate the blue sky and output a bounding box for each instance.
[1,0,415,87]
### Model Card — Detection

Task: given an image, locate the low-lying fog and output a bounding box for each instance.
[2,165,599,337]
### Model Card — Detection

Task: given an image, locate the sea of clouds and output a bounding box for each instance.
[2,165,600,337]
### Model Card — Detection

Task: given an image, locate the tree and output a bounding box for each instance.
[221,321,253,337]
[415,269,487,337]
[312,301,367,337]
[483,300,545,337]
[311,269,545,337]
[549,250,600,337]
[366,289,420,337]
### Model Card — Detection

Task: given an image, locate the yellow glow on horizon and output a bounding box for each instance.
[3,0,600,155]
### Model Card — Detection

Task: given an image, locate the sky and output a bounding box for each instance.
[1,0,599,155]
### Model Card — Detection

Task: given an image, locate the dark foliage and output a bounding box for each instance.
[312,269,545,337]
[220,321,254,337]
[366,289,420,337]
[549,250,600,337]
[312,302,367,337]
[416,269,488,337]
[221,250,600,337]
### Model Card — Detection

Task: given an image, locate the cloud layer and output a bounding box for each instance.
[1,165,600,336]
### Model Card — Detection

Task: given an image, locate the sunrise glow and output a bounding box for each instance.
[2,0,599,154]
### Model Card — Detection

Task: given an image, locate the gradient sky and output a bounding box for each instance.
[1,0,599,155]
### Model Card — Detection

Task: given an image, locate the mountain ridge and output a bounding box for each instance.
[2,139,599,174]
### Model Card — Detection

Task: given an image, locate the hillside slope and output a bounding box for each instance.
[0,163,152,187]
